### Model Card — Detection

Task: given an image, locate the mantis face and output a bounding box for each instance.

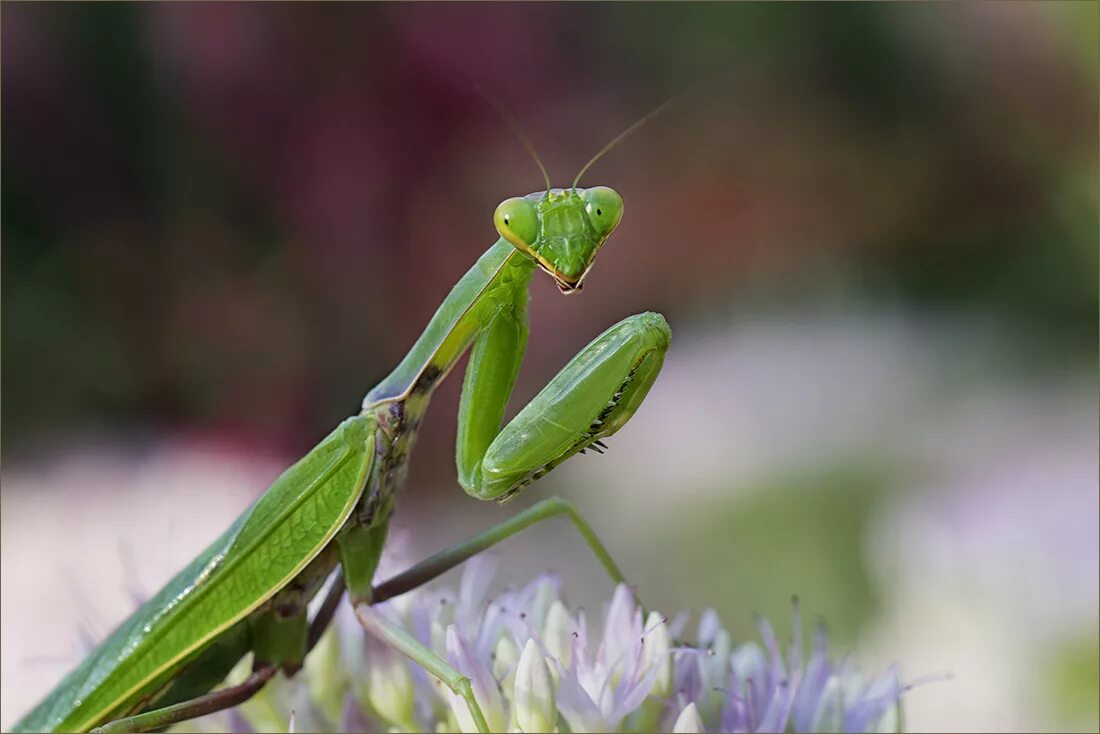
[494,186,624,293]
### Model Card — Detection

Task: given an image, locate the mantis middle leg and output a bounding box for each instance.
[371,495,627,604]
[352,495,633,734]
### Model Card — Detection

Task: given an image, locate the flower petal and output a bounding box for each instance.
[445,625,507,733]
[555,660,610,733]
[515,639,558,733]
[673,702,706,734]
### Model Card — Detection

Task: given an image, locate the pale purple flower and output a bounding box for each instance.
[168,560,926,733]
[445,624,508,732]
[552,585,659,732]
[667,599,910,734]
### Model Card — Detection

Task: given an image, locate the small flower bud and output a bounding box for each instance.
[526,573,562,631]
[431,598,454,656]
[701,628,731,692]
[365,642,416,730]
[672,702,705,733]
[492,633,520,689]
[304,626,348,726]
[810,675,844,732]
[543,600,575,668]
[643,610,672,698]
[604,584,639,658]
[699,627,732,722]
[514,639,558,733]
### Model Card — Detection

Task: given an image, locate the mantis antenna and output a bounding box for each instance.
[476,85,553,196]
[572,93,687,190]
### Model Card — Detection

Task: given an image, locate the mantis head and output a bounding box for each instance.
[479,87,677,293]
[494,186,623,293]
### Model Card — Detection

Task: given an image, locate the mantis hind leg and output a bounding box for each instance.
[92,667,277,734]
[95,579,359,734]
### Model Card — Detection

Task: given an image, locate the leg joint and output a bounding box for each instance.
[536,495,575,515]
[454,675,474,698]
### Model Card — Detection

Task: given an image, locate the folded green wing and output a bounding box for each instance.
[14,415,375,733]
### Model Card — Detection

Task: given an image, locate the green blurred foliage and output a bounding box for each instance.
[1045,633,1100,730]
[639,466,890,647]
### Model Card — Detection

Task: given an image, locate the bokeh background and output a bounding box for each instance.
[2,3,1097,731]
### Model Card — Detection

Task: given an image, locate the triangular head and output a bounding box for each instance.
[494,186,624,293]
[477,90,674,295]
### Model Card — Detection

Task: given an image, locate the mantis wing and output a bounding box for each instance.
[15,415,376,733]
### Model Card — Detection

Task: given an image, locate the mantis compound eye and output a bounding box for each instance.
[494,197,539,251]
[582,186,624,238]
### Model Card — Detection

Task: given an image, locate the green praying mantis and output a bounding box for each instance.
[14,105,673,734]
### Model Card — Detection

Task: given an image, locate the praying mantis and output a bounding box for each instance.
[13,106,672,734]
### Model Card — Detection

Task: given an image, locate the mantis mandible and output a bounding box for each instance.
[14,105,672,734]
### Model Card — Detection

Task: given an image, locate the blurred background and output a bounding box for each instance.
[2,3,1097,731]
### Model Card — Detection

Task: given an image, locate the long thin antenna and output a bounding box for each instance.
[572,92,687,189]
[476,85,552,195]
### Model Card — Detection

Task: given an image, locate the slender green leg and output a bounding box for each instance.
[354,604,490,734]
[456,305,527,492]
[92,667,276,734]
[372,496,626,604]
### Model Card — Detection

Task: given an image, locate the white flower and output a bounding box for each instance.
[672,702,706,734]
[542,600,576,668]
[642,611,672,698]
[514,639,557,733]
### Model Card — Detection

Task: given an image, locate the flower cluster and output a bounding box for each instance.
[179,556,913,733]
